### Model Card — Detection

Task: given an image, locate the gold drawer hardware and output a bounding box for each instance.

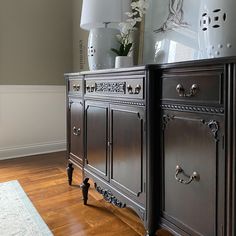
[175,165,200,184]
[72,126,81,136]
[127,84,141,94]
[72,84,80,91]
[176,83,199,97]
[86,85,95,92]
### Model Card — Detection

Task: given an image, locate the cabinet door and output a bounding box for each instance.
[85,101,109,181]
[161,110,225,236]
[69,98,84,167]
[110,104,146,204]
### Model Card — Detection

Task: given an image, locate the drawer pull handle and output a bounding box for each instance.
[176,84,199,97]
[86,85,91,92]
[73,84,80,91]
[175,165,199,184]
[86,85,95,92]
[90,85,95,92]
[127,85,141,94]
[73,127,81,136]
[127,85,133,94]
[134,84,141,94]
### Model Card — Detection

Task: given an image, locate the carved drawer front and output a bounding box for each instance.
[161,111,225,236]
[69,77,83,95]
[161,69,223,106]
[84,77,145,100]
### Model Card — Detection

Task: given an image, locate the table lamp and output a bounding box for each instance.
[80,0,130,70]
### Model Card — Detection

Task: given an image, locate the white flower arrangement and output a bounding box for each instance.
[111,0,149,56]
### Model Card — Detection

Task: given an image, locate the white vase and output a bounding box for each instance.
[88,28,119,70]
[115,56,133,69]
[199,0,236,58]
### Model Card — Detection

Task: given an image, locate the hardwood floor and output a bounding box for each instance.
[0,152,171,236]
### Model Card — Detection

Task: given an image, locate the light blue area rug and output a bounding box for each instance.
[0,180,53,236]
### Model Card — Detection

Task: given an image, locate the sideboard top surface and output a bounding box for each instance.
[65,56,236,78]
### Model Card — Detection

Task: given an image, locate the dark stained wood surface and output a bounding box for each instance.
[110,104,145,204]
[0,151,171,236]
[69,98,84,167]
[85,102,109,180]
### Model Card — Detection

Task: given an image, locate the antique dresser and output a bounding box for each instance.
[65,57,236,236]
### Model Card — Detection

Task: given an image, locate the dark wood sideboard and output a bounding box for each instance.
[65,57,236,236]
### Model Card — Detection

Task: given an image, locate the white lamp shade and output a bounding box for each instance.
[80,0,131,30]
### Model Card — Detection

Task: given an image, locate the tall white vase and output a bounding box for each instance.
[88,28,119,70]
[199,0,236,58]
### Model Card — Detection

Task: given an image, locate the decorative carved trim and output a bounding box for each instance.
[162,115,174,130]
[85,98,145,106]
[202,120,219,141]
[68,101,73,110]
[162,115,220,140]
[138,208,145,221]
[95,82,125,93]
[112,100,145,106]
[95,184,126,208]
[161,104,224,114]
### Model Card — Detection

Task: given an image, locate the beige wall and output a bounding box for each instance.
[0,0,73,85]
[0,1,91,159]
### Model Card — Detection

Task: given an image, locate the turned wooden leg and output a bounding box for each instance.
[81,178,90,205]
[66,163,74,185]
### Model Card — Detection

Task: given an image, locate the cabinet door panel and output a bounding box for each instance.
[110,105,145,203]
[161,111,224,236]
[69,98,83,166]
[85,101,109,180]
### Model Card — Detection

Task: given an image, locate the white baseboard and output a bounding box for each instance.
[0,141,66,160]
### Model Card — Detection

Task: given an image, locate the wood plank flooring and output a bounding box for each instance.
[0,152,171,236]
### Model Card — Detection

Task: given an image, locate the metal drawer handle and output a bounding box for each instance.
[86,85,91,92]
[134,84,141,94]
[72,84,80,91]
[127,84,141,94]
[175,165,199,184]
[90,85,95,92]
[176,84,199,97]
[73,127,81,136]
[127,84,133,94]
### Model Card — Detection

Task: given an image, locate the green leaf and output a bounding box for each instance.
[123,43,132,56]
[111,42,133,56]
[119,44,125,55]
[111,48,120,55]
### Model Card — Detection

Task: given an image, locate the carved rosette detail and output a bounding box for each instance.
[161,104,224,114]
[95,184,126,208]
[162,115,174,130]
[202,120,219,141]
[96,82,125,93]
